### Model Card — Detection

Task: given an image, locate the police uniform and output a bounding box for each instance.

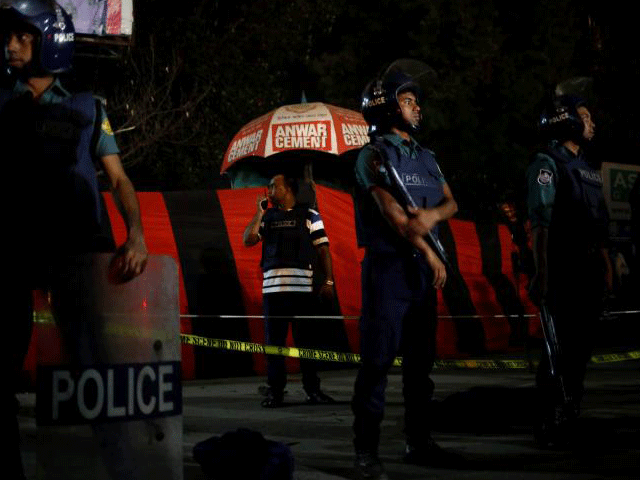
[1,78,121,477]
[259,204,329,396]
[1,78,119,257]
[526,141,608,418]
[352,132,446,453]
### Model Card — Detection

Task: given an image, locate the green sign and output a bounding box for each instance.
[610,168,639,202]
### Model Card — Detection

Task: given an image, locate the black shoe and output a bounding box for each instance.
[534,406,575,448]
[261,389,284,408]
[403,437,465,467]
[354,451,388,480]
[305,389,335,404]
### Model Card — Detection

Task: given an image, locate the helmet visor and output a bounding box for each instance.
[1,1,54,17]
[383,58,438,102]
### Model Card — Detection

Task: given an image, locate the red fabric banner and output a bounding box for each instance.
[217,188,269,374]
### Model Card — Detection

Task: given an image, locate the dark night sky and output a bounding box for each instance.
[71,0,640,194]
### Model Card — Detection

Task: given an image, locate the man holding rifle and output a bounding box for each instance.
[351,68,459,479]
[527,94,612,447]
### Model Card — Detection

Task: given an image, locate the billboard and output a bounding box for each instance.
[62,0,133,36]
[602,162,640,222]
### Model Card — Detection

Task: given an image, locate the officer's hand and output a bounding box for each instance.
[407,206,439,237]
[109,235,148,284]
[424,247,446,289]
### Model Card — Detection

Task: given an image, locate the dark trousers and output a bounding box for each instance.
[352,252,438,452]
[3,283,33,480]
[5,245,114,480]
[263,292,321,394]
[536,262,603,417]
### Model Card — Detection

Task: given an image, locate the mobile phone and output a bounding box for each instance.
[261,198,268,210]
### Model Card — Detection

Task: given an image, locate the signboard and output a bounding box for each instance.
[63,0,133,36]
[602,162,640,222]
[36,254,182,480]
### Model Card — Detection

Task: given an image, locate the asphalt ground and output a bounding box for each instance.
[18,352,640,480]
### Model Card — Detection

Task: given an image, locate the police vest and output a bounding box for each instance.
[0,88,104,248]
[354,137,445,253]
[543,145,608,256]
[260,206,315,272]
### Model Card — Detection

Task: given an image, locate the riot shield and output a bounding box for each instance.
[36,254,182,480]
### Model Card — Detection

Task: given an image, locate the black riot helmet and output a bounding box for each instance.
[538,94,588,144]
[361,70,421,136]
[0,0,75,75]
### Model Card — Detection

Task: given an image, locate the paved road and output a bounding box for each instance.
[181,359,640,480]
[18,356,640,479]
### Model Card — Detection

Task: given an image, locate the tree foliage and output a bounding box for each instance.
[77,0,638,217]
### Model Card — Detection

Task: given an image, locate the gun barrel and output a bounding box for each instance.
[539,304,571,406]
[385,160,451,268]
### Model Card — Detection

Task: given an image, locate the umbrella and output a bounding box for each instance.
[221,102,369,186]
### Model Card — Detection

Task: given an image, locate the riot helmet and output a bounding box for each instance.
[1,0,75,75]
[538,94,589,144]
[361,70,421,136]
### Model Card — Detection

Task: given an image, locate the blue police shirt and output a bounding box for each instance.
[11,78,120,158]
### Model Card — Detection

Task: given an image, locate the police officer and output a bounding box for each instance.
[243,173,336,407]
[527,94,612,446]
[351,70,459,479]
[1,2,147,477]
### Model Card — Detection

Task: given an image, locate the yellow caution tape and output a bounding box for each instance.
[180,333,368,364]
[180,333,540,369]
[180,333,640,369]
[32,313,640,369]
[181,334,537,370]
[591,351,640,363]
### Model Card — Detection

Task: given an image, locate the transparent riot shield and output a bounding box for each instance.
[36,254,182,480]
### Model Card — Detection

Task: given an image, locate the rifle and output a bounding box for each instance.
[539,303,572,410]
[383,158,451,269]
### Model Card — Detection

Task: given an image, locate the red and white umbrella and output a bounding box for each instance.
[221,102,369,174]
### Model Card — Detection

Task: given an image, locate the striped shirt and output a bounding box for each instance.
[259,207,329,294]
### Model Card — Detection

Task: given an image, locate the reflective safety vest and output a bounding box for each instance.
[355,136,445,253]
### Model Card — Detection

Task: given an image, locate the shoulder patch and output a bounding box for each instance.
[537,168,553,186]
[101,117,114,136]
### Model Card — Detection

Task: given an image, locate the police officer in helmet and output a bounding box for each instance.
[1,2,147,477]
[527,93,613,447]
[351,67,460,479]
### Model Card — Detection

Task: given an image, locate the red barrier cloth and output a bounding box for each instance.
[217,188,269,374]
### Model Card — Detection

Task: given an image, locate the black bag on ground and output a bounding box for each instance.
[192,428,294,480]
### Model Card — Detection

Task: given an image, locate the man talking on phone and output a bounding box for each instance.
[243,173,336,407]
